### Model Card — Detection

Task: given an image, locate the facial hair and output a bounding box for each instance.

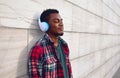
[55,32,64,37]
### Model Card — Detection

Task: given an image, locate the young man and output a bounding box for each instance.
[28,9,72,78]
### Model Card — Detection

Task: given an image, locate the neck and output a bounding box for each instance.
[47,33,59,46]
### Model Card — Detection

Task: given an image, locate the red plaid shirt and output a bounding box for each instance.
[28,34,72,78]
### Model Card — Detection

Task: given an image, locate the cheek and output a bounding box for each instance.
[49,22,59,31]
[50,25,57,32]
[51,24,58,29]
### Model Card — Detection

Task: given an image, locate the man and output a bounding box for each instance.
[28,9,72,78]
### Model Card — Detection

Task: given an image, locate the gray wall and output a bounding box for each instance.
[0,0,120,78]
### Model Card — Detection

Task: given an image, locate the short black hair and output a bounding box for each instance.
[40,9,59,22]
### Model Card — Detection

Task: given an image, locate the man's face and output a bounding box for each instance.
[48,13,64,36]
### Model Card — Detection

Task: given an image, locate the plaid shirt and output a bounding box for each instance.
[28,34,72,78]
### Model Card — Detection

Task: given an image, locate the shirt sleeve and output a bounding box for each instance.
[28,45,43,78]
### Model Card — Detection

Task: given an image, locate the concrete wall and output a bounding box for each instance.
[0,0,120,78]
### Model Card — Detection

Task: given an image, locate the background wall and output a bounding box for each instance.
[0,0,120,78]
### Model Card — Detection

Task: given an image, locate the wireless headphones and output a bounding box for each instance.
[38,17,50,32]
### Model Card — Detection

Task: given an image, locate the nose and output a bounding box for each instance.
[59,19,63,26]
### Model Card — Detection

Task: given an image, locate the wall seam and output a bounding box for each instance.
[71,43,120,61]
[65,0,120,27]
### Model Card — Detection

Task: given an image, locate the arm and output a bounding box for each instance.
[28,45,43,78]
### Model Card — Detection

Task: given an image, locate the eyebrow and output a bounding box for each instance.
[50,18,63,20]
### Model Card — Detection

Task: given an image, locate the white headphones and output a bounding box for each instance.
[38,17,50,32]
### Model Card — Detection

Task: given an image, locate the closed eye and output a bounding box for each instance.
[53,19,63,23]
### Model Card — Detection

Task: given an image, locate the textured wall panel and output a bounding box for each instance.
[0,28,27,78]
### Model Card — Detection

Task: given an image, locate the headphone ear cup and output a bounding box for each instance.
[38,18,49,32]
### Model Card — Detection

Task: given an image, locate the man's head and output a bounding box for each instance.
[40,9,64,36]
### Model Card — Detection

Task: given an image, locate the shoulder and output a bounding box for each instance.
[29,39,45,58]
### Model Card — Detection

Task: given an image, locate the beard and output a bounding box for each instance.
[55,32,64,36]
[59,33,64,36]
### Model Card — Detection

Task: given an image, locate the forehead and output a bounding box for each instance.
[49,13,62,19]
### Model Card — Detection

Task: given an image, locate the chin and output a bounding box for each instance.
[55,33,64,36]
[59,33,64,36]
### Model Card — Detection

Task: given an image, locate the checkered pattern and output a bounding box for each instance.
[28,34,73,78]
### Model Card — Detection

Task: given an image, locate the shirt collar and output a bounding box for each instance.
[44,34,67,45]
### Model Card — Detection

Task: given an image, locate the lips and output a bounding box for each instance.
[58,27,63,31]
